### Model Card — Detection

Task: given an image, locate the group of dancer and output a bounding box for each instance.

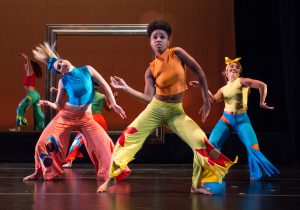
[18,19,278,195]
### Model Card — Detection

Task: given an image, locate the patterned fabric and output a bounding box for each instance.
[33,108,114,180]
[64,113,108,162]
[110,98,235,188]
[209,112,279,179]
[15,89,45,130]
[64,89,107,162]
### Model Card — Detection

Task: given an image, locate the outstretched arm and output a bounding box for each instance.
[103,95,112,112]
[39,79,65,110]
[174,47,210,122]
[210,89,223,104]
[240,78,274,110]
[102,92,119,111]
[18,53,33,76]
[110,67,155,104]
[87,65,126,119]
[189,81,223,104]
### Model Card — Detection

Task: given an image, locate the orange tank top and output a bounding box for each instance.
[149,48,187,96]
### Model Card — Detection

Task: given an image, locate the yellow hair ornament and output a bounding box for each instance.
[225,57,241,65]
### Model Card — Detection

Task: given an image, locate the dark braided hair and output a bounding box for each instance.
[147,19,172,37]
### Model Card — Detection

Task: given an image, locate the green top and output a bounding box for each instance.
[91,90,105,114]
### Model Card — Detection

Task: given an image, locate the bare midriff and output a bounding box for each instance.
[24,86,35,91]
[154,92,183,103]
[65,103,92,112]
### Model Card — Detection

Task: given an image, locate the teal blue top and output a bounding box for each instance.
[61,66,94,105]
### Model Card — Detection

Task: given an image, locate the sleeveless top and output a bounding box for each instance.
[23,74,35,87]
[149,48,187,96]
[221,78,249,112]
[61,66,94,105]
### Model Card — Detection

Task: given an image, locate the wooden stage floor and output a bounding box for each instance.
[0,163,299,210]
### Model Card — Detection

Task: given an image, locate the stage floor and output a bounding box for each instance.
[0,163,299,210]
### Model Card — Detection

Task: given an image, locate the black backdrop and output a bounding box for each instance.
[234,0,299,166]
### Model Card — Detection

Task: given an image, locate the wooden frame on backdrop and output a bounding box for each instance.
[46,24,164,143]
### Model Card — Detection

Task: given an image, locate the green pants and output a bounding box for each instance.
[16,90,45,130]
[111,98,235,188]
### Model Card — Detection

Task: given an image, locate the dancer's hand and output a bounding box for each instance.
[38,100,51,107]
[110,76,128,90]
[198,100,211,123]
[208,90,215,103]
[18,53,28,59]
[50,87,58,93]
[260,102,274,110]
[114,91,119,98]
[38,100,59,110]
[112,104,127,119]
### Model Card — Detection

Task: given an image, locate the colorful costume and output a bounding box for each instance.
[109,49,235,188]
[65,91,108,163]
[15,73,45,130]
[209,78,279,179]
[32,66,130,180]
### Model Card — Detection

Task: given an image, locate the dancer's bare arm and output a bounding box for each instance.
[174,47,210,122]
[110,67,155,104]
[19,53,33,76]
[240,78,274,110]
[87,65,126,119]
[39,79,65,110]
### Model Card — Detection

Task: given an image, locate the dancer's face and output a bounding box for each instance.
[54,59,71,75]
[150,30,169,55]
[226,63,241,81]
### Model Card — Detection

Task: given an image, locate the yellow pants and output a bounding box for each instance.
[111,98,235,188]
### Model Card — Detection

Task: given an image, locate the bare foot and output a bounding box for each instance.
[191,186,214,195]
[63,162,72,168]
[9,127,21,132]
[23,172,43,181]
[97,177,116,193]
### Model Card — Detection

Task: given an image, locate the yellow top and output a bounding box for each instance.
[221,78,249,112]
[149,48,187,96]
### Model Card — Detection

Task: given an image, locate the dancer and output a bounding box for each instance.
[23,42,130,182]
[190,57,279,181]
[58,85,117,168]
[97,20,236,195]
[9,53,45,131]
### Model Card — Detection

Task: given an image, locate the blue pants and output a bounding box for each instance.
[209,112,279,179]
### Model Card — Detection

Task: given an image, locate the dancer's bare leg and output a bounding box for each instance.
[191,186,214,195]
[97,177,116,193]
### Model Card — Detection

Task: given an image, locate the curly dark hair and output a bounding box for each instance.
[30,60,43,78]
[147,19,172,37]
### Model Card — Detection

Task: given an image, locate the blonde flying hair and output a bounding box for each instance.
[32,42,60,64]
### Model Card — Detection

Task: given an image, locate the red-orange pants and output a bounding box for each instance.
[33,107,113,180]
[65,113,108,163]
